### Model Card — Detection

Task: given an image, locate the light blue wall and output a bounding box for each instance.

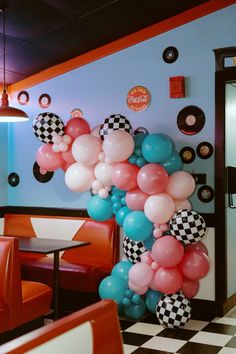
[5,4,236,212]
[0,124,7,205]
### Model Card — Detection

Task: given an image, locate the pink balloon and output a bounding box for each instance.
[64,117,90,140]
[61,144,76,164]
[175,199,192,211]
[179,250,209,280]
[65,162,95,192]
[137,163,169,195]
[185,241,208,255]
[126,187,149,210]
[144,193,175,224]
[36,144,64,171]
[166,171,195,200]
[128,281,148,295]
[112,162,139,191]
[128,262,154,287]
[154,266,183,294]
[181,278,199,299]
[151,236,184,268]
[102,130,134,163]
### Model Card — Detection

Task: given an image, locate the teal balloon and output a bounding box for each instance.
[116,206,131,226]
[123,211,153,242]
[134,133,148,147]
[142,133,173,163]
[87,195,113,221]
[143,236,155,250]
[112,261,133,282]
[111,194,120,203]
[121,196,126,205]
[113,201,123,211]
[99,275,127,304]
[132,293,142,305]
[136,157,146,167]
[134,146,142,157]
[145,289,163,314]
[124,300,146,320]
[161,150,183,174]
[128,155,137,164]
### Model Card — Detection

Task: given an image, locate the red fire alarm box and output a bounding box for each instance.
[169,76,185,98]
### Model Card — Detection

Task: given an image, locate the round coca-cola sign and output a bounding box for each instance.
[126,86,151,112]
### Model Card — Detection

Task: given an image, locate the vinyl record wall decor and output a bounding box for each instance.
[17,91,29,105]
[177,106,205,135]
[38,94,51,108]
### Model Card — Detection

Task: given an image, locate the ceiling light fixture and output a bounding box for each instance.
[0,3,29,122]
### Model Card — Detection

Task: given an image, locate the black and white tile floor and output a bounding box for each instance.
[120,311,236,353]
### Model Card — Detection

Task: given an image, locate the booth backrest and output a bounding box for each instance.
[0,300,124,354]
[3,214,119,271]
[0,237,22,329]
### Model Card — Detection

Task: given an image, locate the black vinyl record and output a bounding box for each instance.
[162,46,178,63]
[177,106,205,135]
[179,146,196,164]
[196,142,213,159]
[33,161,54,183]
[8,172,20,187]
[198,185,214,203]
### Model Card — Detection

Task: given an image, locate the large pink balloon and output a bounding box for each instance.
[137,163,168,195]
[179,250,209,280]
[36,144,64,171]
[65,162,95,192]
[166,171,195,200]
[64,117,90,140]
[151,236,184,268]
[102,130,134,163]
[61,144,76,164]
[185,241,208,255]
[72,134,102,166]
[112,162,139,191]
[181,278,199,299]
[154,266,183,294]
[128,262,154,287]
[144,193,175,224]
[126,187,149,210]
[128,281,148,295]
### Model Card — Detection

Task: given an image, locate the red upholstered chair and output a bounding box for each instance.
[0,237,52,344]
[0,300,124,354]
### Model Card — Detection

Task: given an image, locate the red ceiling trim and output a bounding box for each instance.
[9,0,236,93]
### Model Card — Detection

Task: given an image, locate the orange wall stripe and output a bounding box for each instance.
[9,0,236,94]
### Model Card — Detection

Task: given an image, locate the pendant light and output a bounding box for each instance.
[0,3,29,122]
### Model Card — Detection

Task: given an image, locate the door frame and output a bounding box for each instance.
[215,60,236,304]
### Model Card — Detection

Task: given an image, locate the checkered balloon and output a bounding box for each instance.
[156,292,192,329]
[169,209,206,245]
[123,236,146,264]
[99,114,132,140]
[33,112,65,143]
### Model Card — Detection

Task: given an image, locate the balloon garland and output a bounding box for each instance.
[33,112,210,328]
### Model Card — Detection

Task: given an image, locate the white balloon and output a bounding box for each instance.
[65,162,95,192]
[98,189,109,199]
[102,130,134,163]
[94,162,114,186]
[72,134,102,166]
[166,171,195,200]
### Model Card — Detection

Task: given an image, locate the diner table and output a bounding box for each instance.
[17,237,90,320]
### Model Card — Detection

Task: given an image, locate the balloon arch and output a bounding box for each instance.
[33,112,210,329]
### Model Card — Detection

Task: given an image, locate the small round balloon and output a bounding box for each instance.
[169,209,207,244]
[32,112,64,143]
[99,114,132,140]
[156,292,191,329]
[123,236,147,263]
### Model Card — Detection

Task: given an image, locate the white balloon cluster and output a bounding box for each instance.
[52,133,72,152]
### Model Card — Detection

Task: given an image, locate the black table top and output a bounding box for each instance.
[16,236,90,254]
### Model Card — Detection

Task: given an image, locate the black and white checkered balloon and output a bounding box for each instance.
[99,114,132,140]
[169,209,206,245]
[156,292,192,329]
[33,112,65,143]
[123,236,146,264]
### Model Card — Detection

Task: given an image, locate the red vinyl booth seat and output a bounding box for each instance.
[0,237,52,338]
[3,214,120,293]
[0,300,124,354]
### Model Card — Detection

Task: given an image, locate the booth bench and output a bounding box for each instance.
[3,213,119,310]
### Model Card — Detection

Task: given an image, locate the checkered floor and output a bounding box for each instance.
[120,312,236,353]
